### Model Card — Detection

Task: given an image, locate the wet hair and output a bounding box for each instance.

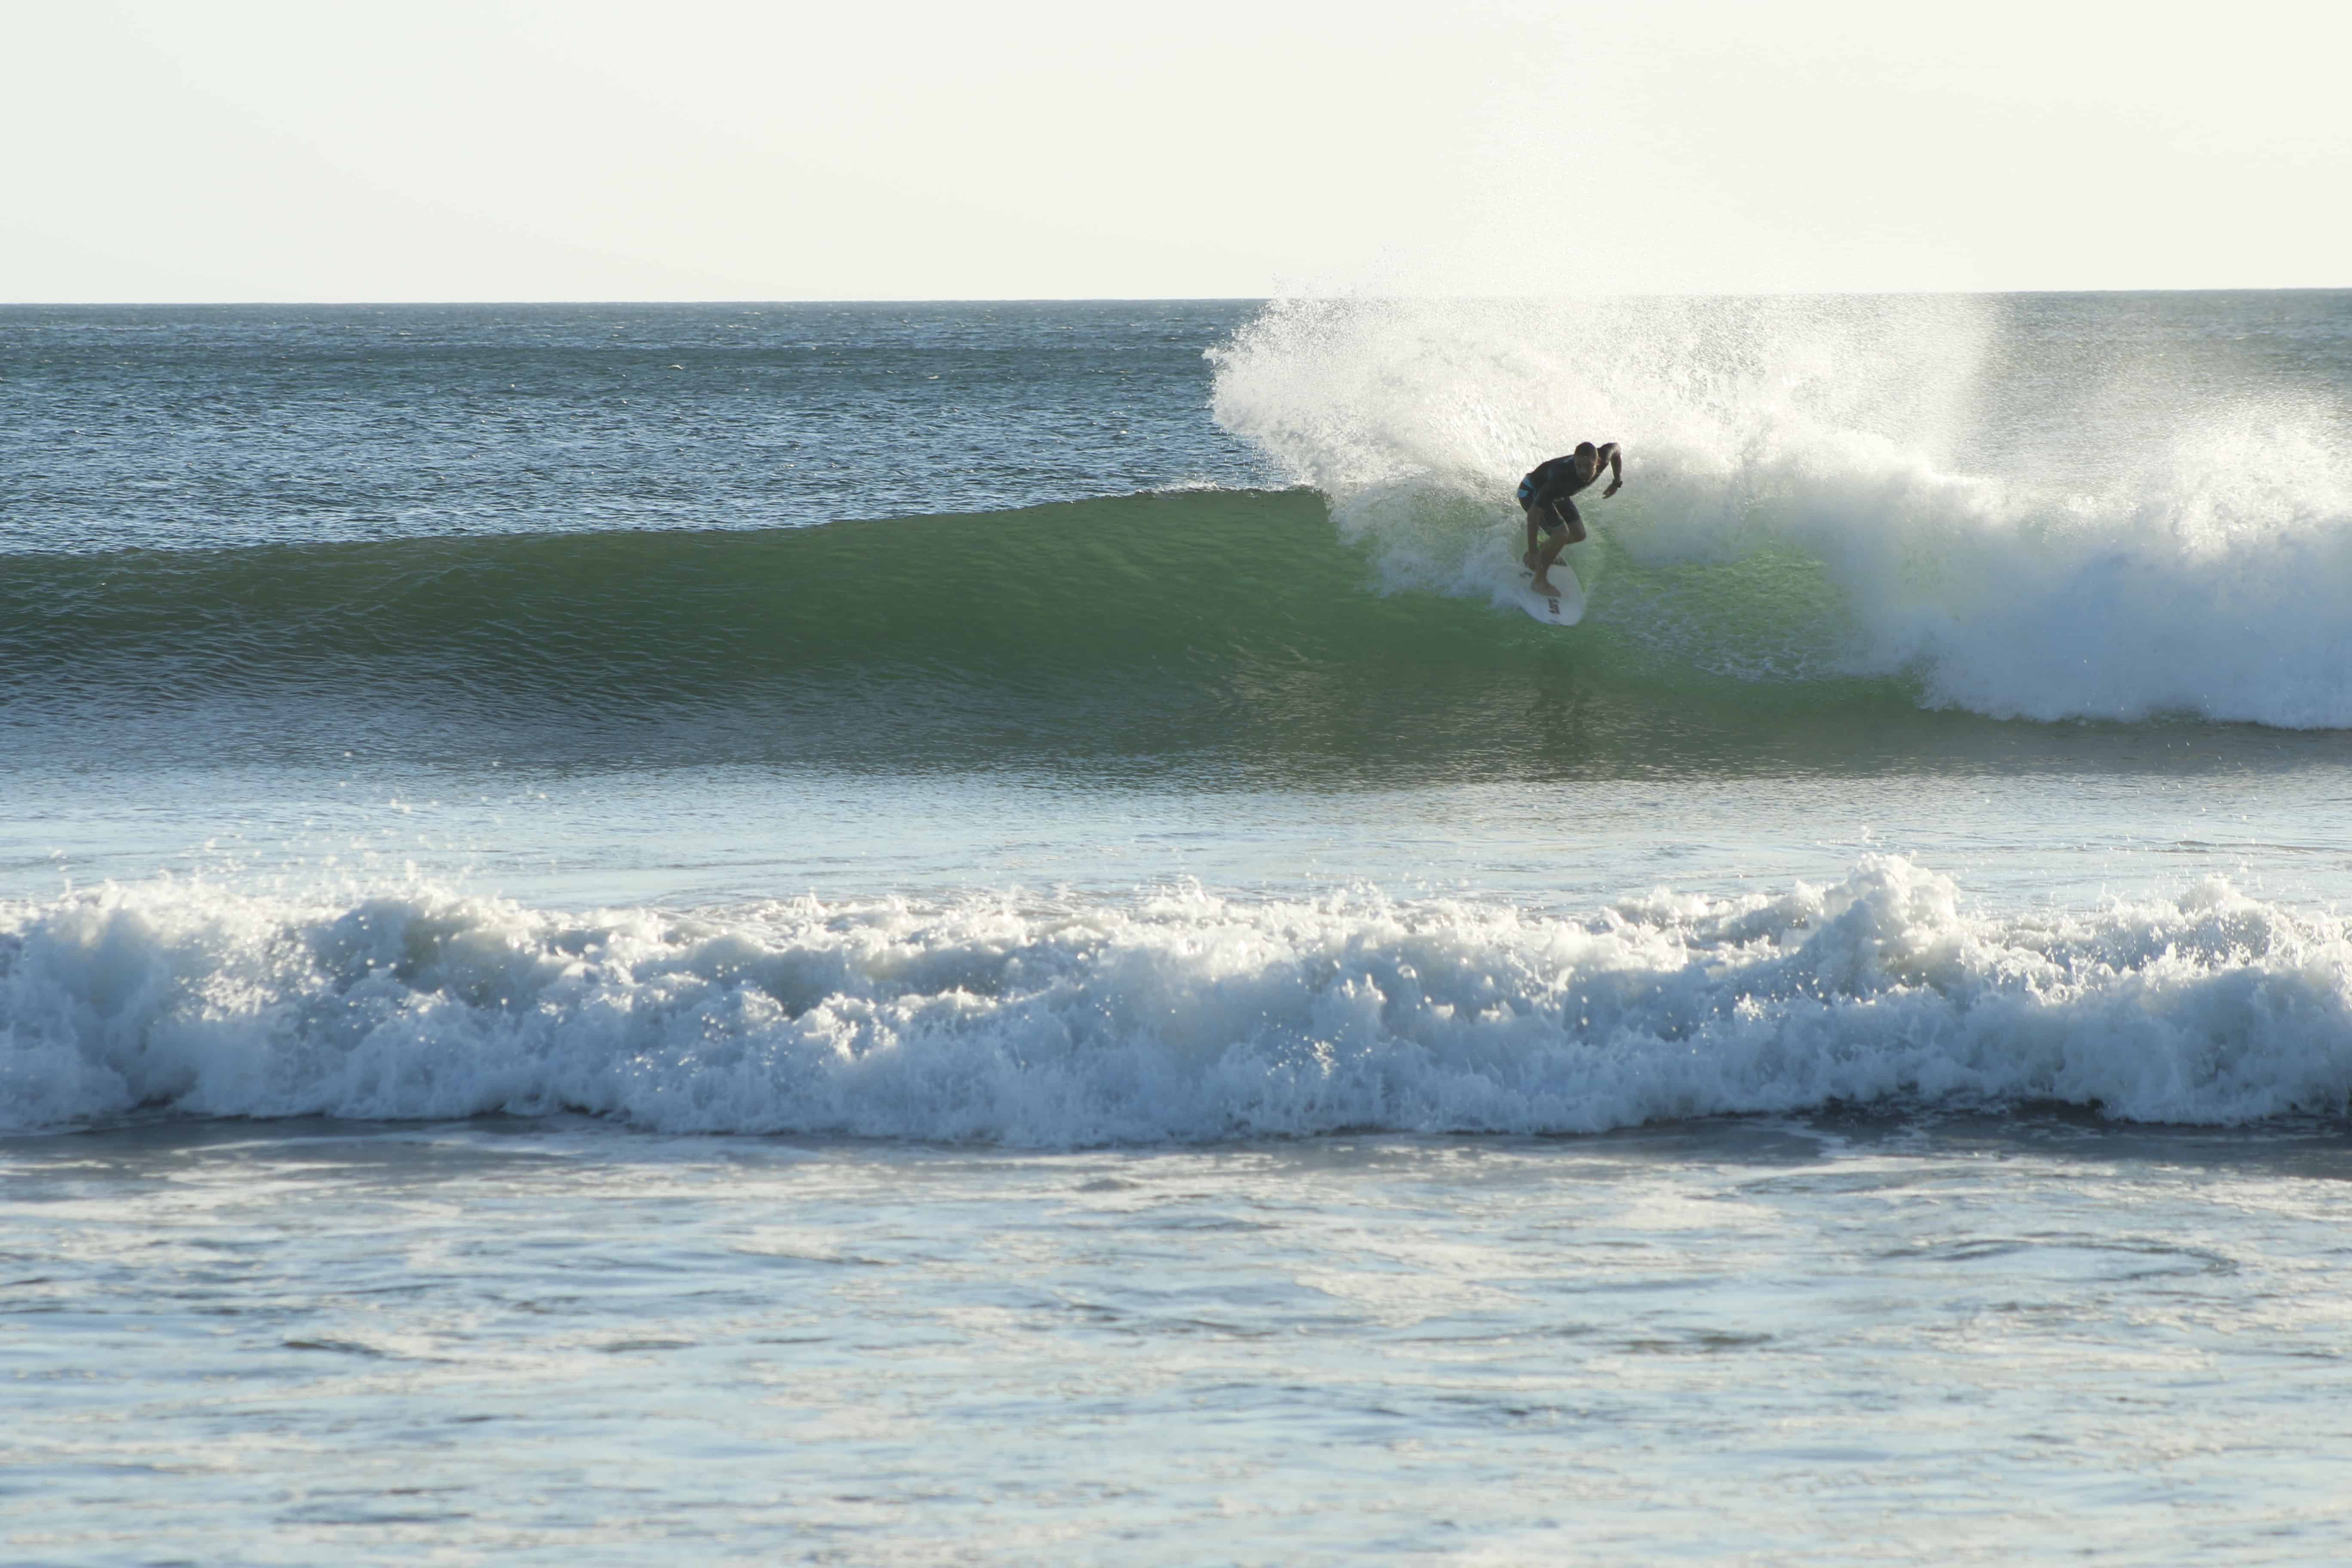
[1574,442,1598,459]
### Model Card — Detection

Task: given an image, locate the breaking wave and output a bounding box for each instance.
[1211,294,2352,726]
[8,859,2351,1141]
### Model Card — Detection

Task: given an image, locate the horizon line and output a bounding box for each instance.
[6,285,2351,309]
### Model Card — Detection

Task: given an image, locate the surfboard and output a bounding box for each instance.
[1513,561,1584,626]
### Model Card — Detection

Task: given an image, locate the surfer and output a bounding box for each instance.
[1518,441,1622,595]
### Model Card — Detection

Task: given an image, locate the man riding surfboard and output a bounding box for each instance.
[1519,441,1622,595]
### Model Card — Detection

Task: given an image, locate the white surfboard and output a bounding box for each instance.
[1513,561,1584,626]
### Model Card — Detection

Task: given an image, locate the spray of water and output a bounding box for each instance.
[1211,295,2352,726]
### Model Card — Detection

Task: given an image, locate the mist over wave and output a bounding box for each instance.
[8,859,2350,1141]
[1210,294,2352,727]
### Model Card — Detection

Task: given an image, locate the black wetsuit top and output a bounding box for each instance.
[1518,454,1602,533]
[1522,455,1599,510]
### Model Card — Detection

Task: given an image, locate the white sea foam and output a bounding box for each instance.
[7,860,2351,1141]
[1210,296,2352,726]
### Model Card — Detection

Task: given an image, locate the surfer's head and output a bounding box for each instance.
[1573,441,1599,478]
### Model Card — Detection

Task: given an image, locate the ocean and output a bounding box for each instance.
[6,293,2352,1563]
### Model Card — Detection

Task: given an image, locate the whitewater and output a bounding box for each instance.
[9,859,2352,1139]
[8,296,2352,1564]
[1214,294,2352,726]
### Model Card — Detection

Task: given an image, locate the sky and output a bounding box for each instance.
[7,0,2348,301]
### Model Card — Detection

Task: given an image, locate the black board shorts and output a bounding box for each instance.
[1521,489,1580,536]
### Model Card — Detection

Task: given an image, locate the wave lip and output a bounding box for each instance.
[7,859,2350,1142]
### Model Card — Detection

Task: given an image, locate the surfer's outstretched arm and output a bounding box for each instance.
[1599,442,1623,498]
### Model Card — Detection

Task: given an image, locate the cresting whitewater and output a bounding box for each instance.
[4,293,2352,1142]
[9,857,2352,1138]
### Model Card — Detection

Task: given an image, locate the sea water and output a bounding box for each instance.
[6,295,2352,1562]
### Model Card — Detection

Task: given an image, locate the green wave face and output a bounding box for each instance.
[0,492,2241,782]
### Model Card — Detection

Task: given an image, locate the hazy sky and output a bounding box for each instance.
[9,0,2346,301]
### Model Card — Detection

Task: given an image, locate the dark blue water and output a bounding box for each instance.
[0,301,1277,554]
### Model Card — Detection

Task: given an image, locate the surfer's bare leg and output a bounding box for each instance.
[1523,501,1584,593]
[1528,530,1575,594]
